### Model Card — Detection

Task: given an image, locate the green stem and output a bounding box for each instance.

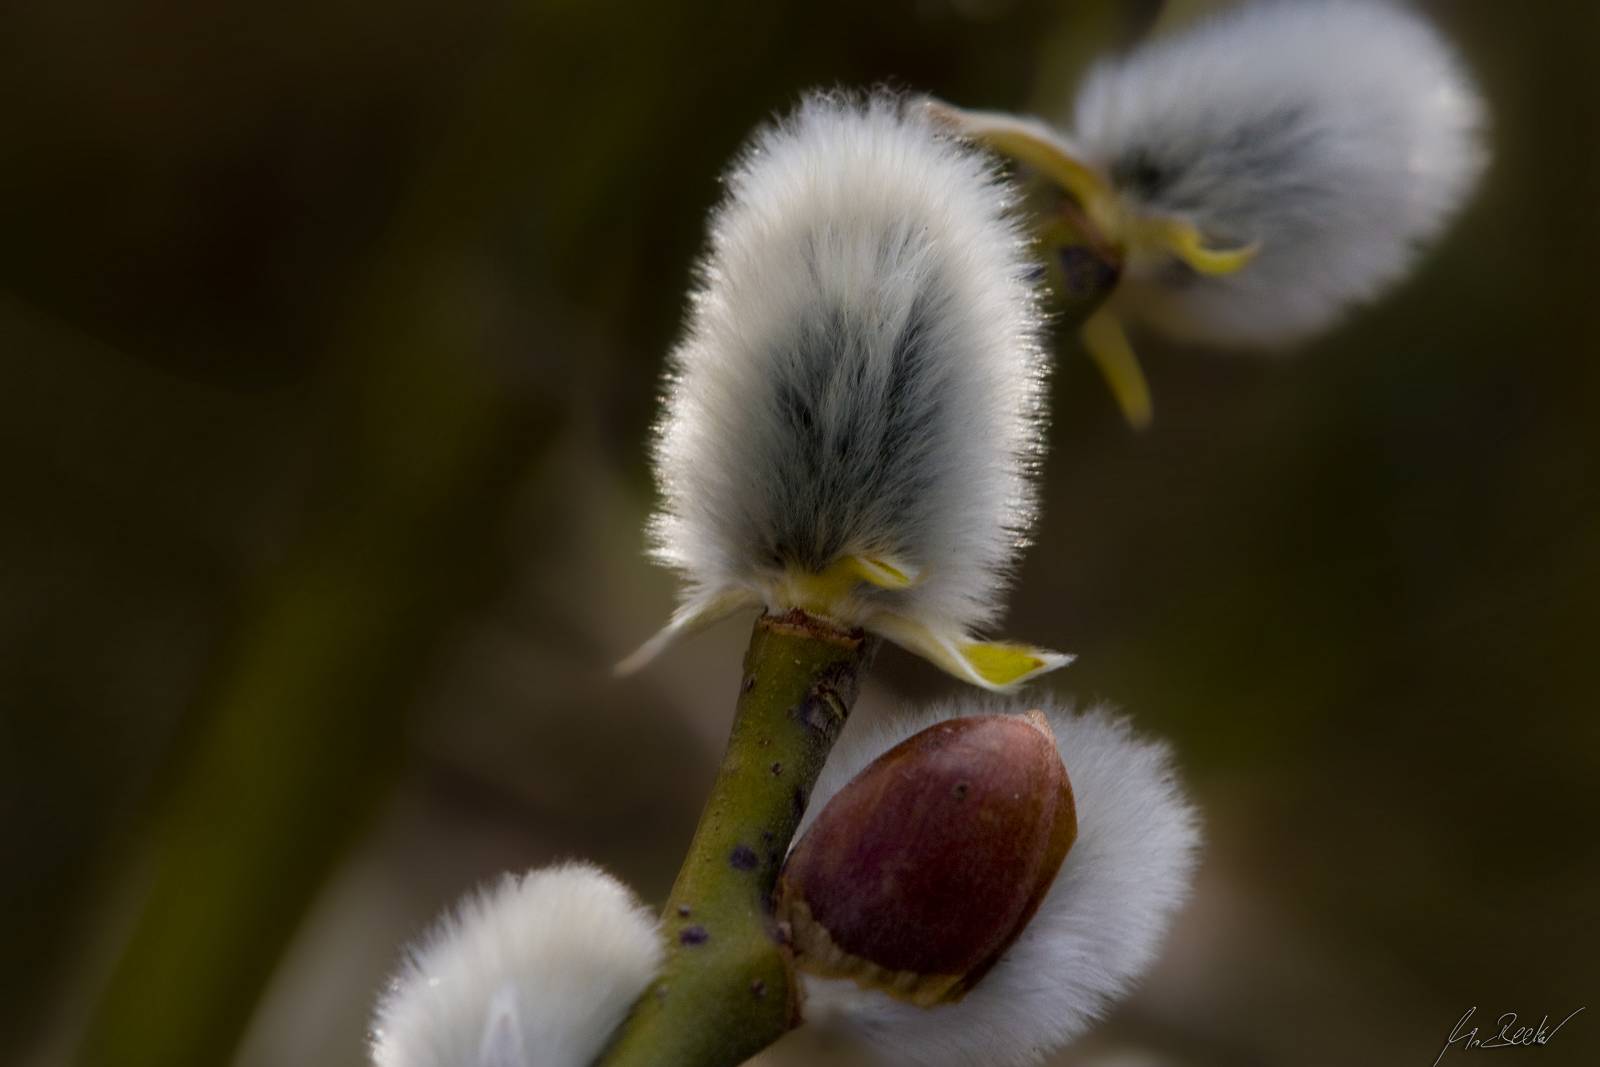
[599,609,874,1067]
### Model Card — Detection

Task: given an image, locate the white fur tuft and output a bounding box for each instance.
[1072,0,1487,347]
[370,863,662,1067]
[796,700,1202,1067]
[637,90,1052,678]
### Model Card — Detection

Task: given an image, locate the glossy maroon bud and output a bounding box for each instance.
[776,712,1076,1006]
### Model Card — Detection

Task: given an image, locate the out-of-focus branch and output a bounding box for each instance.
[70,8,560,1065]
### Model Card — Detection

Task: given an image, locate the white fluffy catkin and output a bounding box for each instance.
[625,90,1063,690]
[1073,0,1487,347]
[370,863,662,1067]
[796,699,1201,1067]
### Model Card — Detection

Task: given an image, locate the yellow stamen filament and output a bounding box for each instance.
[781,554,920,617]
[923,103,1123,238]
[1079,309,1154,431]
[1131,216,1259,276]
[928,99,1260,277]
[927,99,1263,431]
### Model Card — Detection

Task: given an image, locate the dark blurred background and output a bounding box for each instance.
[3,1,1596,1065]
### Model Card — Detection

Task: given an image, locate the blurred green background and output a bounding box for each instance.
[3,1,1596,1065]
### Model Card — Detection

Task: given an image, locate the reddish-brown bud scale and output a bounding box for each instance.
[777,712,1077,1006]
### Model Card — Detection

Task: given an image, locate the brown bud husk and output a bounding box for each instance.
[777,711,1076,1007]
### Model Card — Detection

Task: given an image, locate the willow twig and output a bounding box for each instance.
[599,610,874,1067]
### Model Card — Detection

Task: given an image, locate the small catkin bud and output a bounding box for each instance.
[370,863,662,1067]
[778,712,1076,1007]
[794,700,1201,1067]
